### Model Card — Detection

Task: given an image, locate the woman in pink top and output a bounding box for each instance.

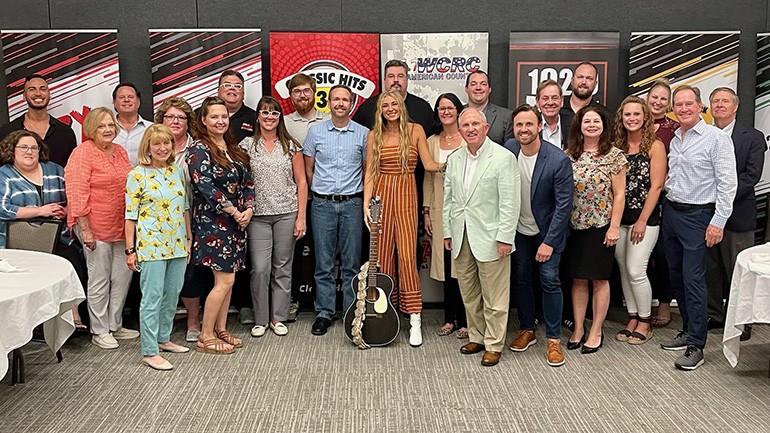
[65,107,136,350]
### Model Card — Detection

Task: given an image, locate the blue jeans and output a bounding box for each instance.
[311,196,363,320]
[662,201,713,349]
[513,233,563,339]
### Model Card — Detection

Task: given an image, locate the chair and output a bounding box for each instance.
[6,218,62,253]
[5,218,64,385]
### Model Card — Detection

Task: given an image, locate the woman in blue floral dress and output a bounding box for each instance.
[187,96,255,354]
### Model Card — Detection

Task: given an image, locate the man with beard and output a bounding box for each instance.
[535,80,570,149]
[112,83,150,167]
[560,62,608,131]
[285,74,330,145]
[352,60,433,135]
[0,74,76,167]
[284,73,330,322]
[503,105,573,367]
[464,70,513,145]
[303,85,368,335]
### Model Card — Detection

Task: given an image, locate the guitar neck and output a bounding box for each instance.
[367,221,379,286]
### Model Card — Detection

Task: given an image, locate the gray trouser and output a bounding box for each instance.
[78,231,133,335]
[247,212,297,325]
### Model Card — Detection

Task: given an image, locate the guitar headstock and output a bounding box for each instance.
[370,197,382,226]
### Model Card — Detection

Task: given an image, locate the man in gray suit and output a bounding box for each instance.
[443,107,520,367]
[464,70,513,145]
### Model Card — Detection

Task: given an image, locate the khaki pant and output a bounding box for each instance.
[454,232,510,352]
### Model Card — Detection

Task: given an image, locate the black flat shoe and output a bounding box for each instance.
[581,334,604,354]
[566,334,585,351]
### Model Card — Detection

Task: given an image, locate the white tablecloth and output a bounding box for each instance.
[723,243,770,367]
[0,249,86,379]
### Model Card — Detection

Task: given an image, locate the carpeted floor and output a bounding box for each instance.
[1,308,768,433]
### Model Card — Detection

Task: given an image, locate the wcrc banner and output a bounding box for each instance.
[1,30,119,143]
[380,32,488,106]
[754,33,770,195]
[270,32,380,116]
[508,32,620,109]
[150,29,262,110]
[629,31,740,125]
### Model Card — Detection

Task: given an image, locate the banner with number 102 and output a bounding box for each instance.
[508,32,620,110]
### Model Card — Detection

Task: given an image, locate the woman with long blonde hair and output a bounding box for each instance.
[363,90,442,347]
[612,95,666,345]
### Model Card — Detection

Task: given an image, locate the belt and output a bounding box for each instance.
[667,200,715,212]
[312,191,363,202]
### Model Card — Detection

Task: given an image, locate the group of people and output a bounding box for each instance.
[0,58,764,372]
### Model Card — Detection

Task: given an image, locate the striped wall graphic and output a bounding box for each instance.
[1,30,120,142]
[149,29,262,110]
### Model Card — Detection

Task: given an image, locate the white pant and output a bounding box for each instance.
[81,238,133,335]
[614,224,659,317]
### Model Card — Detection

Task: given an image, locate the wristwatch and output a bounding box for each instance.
[125,247,136,255]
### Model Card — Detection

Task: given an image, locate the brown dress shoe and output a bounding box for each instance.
[509,330,537,352]
[460,342,485,354]
[546,339,565,367]
[481,351,501,366]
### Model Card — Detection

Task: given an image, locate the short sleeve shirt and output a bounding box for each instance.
[569,146,627,229]
[125,165,189,262]
[240,137,299,216]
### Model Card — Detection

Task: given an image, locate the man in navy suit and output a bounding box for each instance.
[705,87,767,338]
[503,105,573,367]
[535,79,571,149]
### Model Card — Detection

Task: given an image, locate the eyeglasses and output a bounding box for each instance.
[259,110,281,118]
[16,145,40,153]
[291,88,314,97]
[220,83,244,90]
[97,123,116,130]
[162,114,188,123]
[438,107,457,112]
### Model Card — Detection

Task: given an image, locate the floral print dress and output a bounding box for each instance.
[187,141,255,272]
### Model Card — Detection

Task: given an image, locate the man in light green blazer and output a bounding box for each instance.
[442,108,520,367]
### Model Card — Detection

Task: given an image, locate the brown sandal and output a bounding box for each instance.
[652,315,671,328]
[216,330,243,348]
[195,338,235,355]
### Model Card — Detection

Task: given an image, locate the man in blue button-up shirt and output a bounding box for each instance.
[660,85,737,371]
[303,84,369,336]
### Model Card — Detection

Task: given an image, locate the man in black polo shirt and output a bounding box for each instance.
[0,74,77,167]
[216,69,257,143]
[559,61,608,130]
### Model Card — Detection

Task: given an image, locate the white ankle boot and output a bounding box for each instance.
[409,313,422,347]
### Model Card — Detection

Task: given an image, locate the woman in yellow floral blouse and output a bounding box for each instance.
[125,124,192,371]
[564,106,627,355]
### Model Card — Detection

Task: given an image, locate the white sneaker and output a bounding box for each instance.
[270,322,289,336]
[409,313,423,347]
[251,325,267,337]
[112,327,140,339]
[92,333,119,349]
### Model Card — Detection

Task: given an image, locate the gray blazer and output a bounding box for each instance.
[483,103,513,145]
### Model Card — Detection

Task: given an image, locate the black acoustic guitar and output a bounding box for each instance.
[343,197,400,346]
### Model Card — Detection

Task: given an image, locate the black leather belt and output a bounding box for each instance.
[312,191,363,202]
[667,200,715,212]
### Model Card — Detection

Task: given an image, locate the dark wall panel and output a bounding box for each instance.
[0,0,769,125]
[47,0,197,120]
[197,1,343,99]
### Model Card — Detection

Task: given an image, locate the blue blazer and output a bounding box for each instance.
[503,138,573,253]
[726,121,767,232]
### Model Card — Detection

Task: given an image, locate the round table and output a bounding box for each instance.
[0,249,85,380]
